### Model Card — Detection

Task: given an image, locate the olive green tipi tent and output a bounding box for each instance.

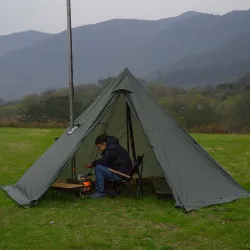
[2,68,249,211]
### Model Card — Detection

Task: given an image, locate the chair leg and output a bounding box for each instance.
[52,189,58,198]
[131,178,136,185]
[137,163,144,198]
[141,181,144,196]
[110,182,126,198]
[136,178,143,199]
[118,183,126,195]
[127,181,132,195]
[136,179,140,199]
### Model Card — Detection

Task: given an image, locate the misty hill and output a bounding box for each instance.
[0,30,51,58]
[153,31,250,86]
[151,10,250,85]
[216,71,250,91]
[0,11,200,99]
[1,10,250,100]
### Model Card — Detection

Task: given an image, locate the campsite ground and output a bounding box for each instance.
[0,128,250,250]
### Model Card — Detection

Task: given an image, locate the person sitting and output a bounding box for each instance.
[85,134,133,199]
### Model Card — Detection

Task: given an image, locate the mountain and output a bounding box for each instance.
[0,11,201,100]
[152,31,250,86]
[151,10,250,85]
[216,70,250,91]
[0,30,52,58]
[1,10,250,100]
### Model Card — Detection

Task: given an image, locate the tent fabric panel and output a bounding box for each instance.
[1,185,31,207]
[112,75,135,93]
[1,94,118,206]
[130,113,164,178]
[184,192,250,212]
[124,81,249,211]
[148,127,249,210]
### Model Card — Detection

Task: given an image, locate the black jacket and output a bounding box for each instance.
[92,136,133,174]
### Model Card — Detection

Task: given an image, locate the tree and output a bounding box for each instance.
[16,96,88,124]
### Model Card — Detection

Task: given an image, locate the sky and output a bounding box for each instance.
[0,0,250,35]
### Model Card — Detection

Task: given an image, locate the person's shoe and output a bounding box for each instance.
[89,192,107,199]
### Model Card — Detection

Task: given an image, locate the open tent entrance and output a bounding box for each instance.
[3,67,248,211]
[55,91,172,195]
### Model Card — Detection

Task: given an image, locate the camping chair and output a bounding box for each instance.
[108,154,144,199]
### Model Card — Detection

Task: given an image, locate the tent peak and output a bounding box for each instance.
[120,67,135,78]
[112,68,139,93]
[123,67,131,73]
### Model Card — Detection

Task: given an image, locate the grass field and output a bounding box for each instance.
[0,128,250,250]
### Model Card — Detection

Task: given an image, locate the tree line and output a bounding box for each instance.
[1,75,250,133]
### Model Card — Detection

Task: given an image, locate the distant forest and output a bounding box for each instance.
[1,72,250,133]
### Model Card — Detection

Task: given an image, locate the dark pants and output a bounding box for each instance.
[95,165,122,193]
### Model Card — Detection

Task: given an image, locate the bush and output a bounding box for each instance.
[189,124,229,134]
[0,117,67,128]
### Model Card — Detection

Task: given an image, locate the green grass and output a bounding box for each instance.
[0,128,250,250]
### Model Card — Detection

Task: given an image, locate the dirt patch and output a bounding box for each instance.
[27,129,51,136]
[148,222,182,232]
[215,147,225,150]
[188,211,197,217]
[7,142,29,149]
[0,166,10,172]
[0,209,5,215]
[204,148,215,151]
[204,147,225,152]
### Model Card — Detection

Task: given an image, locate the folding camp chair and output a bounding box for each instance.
[108,154,144,198]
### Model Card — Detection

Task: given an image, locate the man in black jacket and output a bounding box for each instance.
[85,134,133,198]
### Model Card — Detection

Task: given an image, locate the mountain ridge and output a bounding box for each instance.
[0,30,52,58]
[1,10,250,100]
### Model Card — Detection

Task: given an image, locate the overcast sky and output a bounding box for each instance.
[0,0,250,35]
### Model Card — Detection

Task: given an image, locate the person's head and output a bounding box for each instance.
[95,134,107,151]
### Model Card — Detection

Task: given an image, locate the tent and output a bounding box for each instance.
[1,68,249,211]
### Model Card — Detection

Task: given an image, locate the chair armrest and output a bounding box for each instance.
[108,168,130,179]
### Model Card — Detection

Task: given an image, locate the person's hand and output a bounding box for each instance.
[84,164,92,169]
